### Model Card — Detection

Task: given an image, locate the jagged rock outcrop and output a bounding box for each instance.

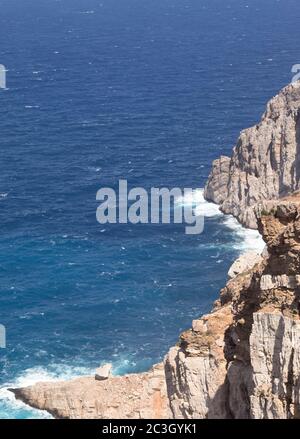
[12,197,300,419]
[164,305,233,419]
[10,78,300,418]
[204,81,300,228]
[228,251,263,279]
[250,312,300,419]
[11,363,171,419]
[204,156,231,205]
[165,196,300,419]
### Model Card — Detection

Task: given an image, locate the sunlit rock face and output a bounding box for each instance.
[10,82,300,420]
[165,198,300,419]
[205,81,300,229]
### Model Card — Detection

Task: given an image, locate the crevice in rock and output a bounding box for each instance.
[286,347,294,418]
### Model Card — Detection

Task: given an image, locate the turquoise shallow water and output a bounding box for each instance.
[0,0,299,418]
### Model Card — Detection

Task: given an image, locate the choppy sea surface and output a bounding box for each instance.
[0,0,300,418]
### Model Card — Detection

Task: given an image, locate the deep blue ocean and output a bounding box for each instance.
[0,0,299,418]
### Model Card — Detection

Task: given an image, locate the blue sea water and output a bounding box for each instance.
[0,0,300,418]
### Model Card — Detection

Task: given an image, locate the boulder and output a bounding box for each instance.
[228,251,262,279]
[95,363,112,381]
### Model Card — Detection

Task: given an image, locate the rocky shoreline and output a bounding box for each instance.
[204,81,300,229]
[11,81,300,419]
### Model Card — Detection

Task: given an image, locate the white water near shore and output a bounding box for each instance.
[223,216,265,253]
[0,364,96,419]
[0,189,264,418]
[0,358,150,419]
[177,188,264,254]
[176,188,222,218]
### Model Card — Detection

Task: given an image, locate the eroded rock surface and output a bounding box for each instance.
[10,81,300,419]
[10,199,300,419]
[228,251,263,279]
[250,312,300,419]
[11,363,170,419]
[204,81,300,228]
[164,198,300,419]
[164,305,233,419]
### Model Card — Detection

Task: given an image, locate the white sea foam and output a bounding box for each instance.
[0,388,52,419]
[222,215,265,253]
[193,189,222,217]
[176,188,222,218]
[0,358,140,419]
[0,364,94,419]
[2,190,264,417]
[0,368,56,419]
[176,188,264,252]
[190,188,264,253]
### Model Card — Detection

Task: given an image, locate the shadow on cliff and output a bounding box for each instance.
[292,109,300,190]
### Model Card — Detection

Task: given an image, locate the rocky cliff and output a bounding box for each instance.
[165,196,300,419]
[11,363,171,419]
[11,196,300,419]
[11,82,300,419]
[204,81,300,228]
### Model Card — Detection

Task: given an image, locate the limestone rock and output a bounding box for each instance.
[250,312,300,419]
[204,81,300,228]
[95,363,112,381]
[10,182,300,420]
[164,305,233,419]
[10,363,171,419]
[260,274,300,290]
[204,156,230,205]
[164,199,300,419]
[228,251,263,279]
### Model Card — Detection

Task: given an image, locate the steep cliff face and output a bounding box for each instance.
[165,197,300,419]
[11,198,300,419]
[11,82,300,419]
[250,312,300,419]
[164,305,233,419]
[204,81,300,228]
